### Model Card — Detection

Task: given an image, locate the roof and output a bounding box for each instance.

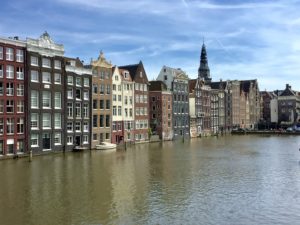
[240,79,257,93]
[119,61,145,81]
[149,80,167,91]
[210,81,227,90]
[280,84,296,96]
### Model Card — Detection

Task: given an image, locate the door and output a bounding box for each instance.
[42,133,51,150]
[75,136,81,146]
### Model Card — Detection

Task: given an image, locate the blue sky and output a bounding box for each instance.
[1,0,300,91]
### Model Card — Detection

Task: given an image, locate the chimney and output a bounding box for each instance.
[286,84,291,89]
[13,36,19,40]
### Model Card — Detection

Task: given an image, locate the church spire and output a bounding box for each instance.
[198,42,211,83]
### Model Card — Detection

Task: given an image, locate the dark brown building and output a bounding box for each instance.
[26,32,65,153]
[0,37,26,155]
[149,81,172,140]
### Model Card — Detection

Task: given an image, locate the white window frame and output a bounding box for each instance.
[16,49,24,62]
[42,58,51,68]
[54,92,61,109]
[42,72,51,83]
[16,67,24,80]
[31,133,39,147]
[6,48,14,61]
[31,56,38,66]
[75,121,81,132]
[83,78,89,87]
[42,113,51,129]
[83,121,89,132]
[83,135,88,144]
[54,132,62,145]
[6,65,14,79]
[17,100,24,113]
[67,136,73,145]
[0,47,3,60]
[17,84,24,96]
[54,60,61,69]
[42,91,51,108]
[31,91,39,108]
[54,113,61,129]
[67,122,73,133]
[54,73,61,84]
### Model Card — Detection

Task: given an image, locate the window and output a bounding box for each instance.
[118,85,121,91]
[0,83,3,95]
[75,103,81,117]
[16,49,24,62]
[83,121,89,132]
[42,72,51,83]
[67,76,73,85]
[100,84,105,94]
[67,89,73,99]
[100,115,104,127]
[42,91,51,108]
[67,102,73,117]
[54,60,61,69]
[17,118,24,134]
[67,122,73,132]
[6,48,13,61]
[113,106,117,116]
[76,89,81,100]
[17,84,24,96]
[0,47,3,59]
[76,77,81,86]
[106,133,110,140]
[106,115,110,127]
[17,100,24,113]
[31,134,39,147]
[31,91,38,108]
[42,58,51,68]
[113,84,117,91]
[83,90,89,100]
[130,108,133,117]
[67,136,73,145]
[6,65,14,79]
[75,122,81,132]
[6,118,14,134]
[93,115,98,127]
[118,95,121,101]
[93,84,98,94]
[113,95,116,101]
[31,113,39,129]
[54,113,61,129]
[0,100,3,113]
[6,83,14,96]
[42,113,51,129]
[83,78,89,87]
[83,135,88,144]
[0,65,3,77]
[54,73,61,84]
[164,75,168,80]
[16,67,24,80]
[83,103,88,118]
[118,106,121,116]
[6,100,14,113]
[31,70,38,82]
[0,119,3,135]
[93,134,97,141]
[106,85,111,94]
[54,133,61,145]
[93,100,98,109]
[106,100,110,109]
[31,56,38,66]
[100,100,104,109]
[54,92,61,109]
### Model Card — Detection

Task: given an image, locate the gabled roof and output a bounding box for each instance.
[280,84,296,96]
[119,61,148,82]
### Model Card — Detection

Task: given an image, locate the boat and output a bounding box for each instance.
[95,142,117,150]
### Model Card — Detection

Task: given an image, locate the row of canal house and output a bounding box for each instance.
[0,32,261,155]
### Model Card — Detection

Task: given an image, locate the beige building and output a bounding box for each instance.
[91,52,112,148]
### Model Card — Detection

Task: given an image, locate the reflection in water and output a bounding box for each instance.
[0,135,300,225]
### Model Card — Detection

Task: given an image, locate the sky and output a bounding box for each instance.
[1,0,300,91]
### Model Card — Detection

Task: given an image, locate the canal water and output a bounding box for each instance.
[0,135,300,225]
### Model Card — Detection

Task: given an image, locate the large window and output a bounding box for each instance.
[42,113,51,129]
[31,56,38,66]
[17,84,24,96]
[54,92,61,109]
[93,84,98,94]
[100,100,104,109]
[75,103,81,117]
[67,122,73,132]
[17,100,24,113]
[6,100,14,113]
[0,82,3,95]
[16,49,24,62]
[83,121,89,132]
[100,115,104,127]
[93,100,97,109]
[31,134,39,147]
[0,65,3,78]
[76,77,81,86]
[17,118,24,134]
[31,70,38,82]
[31,91,39,108]
[93,115,98,127]
[76,89,81,100]
[83,78,89,87]
[106,100,110,109]
[6,48,13,61]
[54,133,61,145]
[100,84,105,94]
[6,65,14,79]
[67,102,73,117]
[54,73,61,84]
[67,76,73,85]
[6,83,14,96]
[16,67,24,80]
[67,89,73,99]
[31,113,39,129]
[0,100,3,113]
[42,58,51,68]
[83,135,88,144]
[42,91,51,108]
[54,113,61,129]
[75,122,81,132]
[106,115,110,127]
[42,72,51,83]
[67,136,73,145]
[54,60,61,69]
[0,119,3,135]
[83,90,89,100]
[6,118,14,134]
[83,103,89,118]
